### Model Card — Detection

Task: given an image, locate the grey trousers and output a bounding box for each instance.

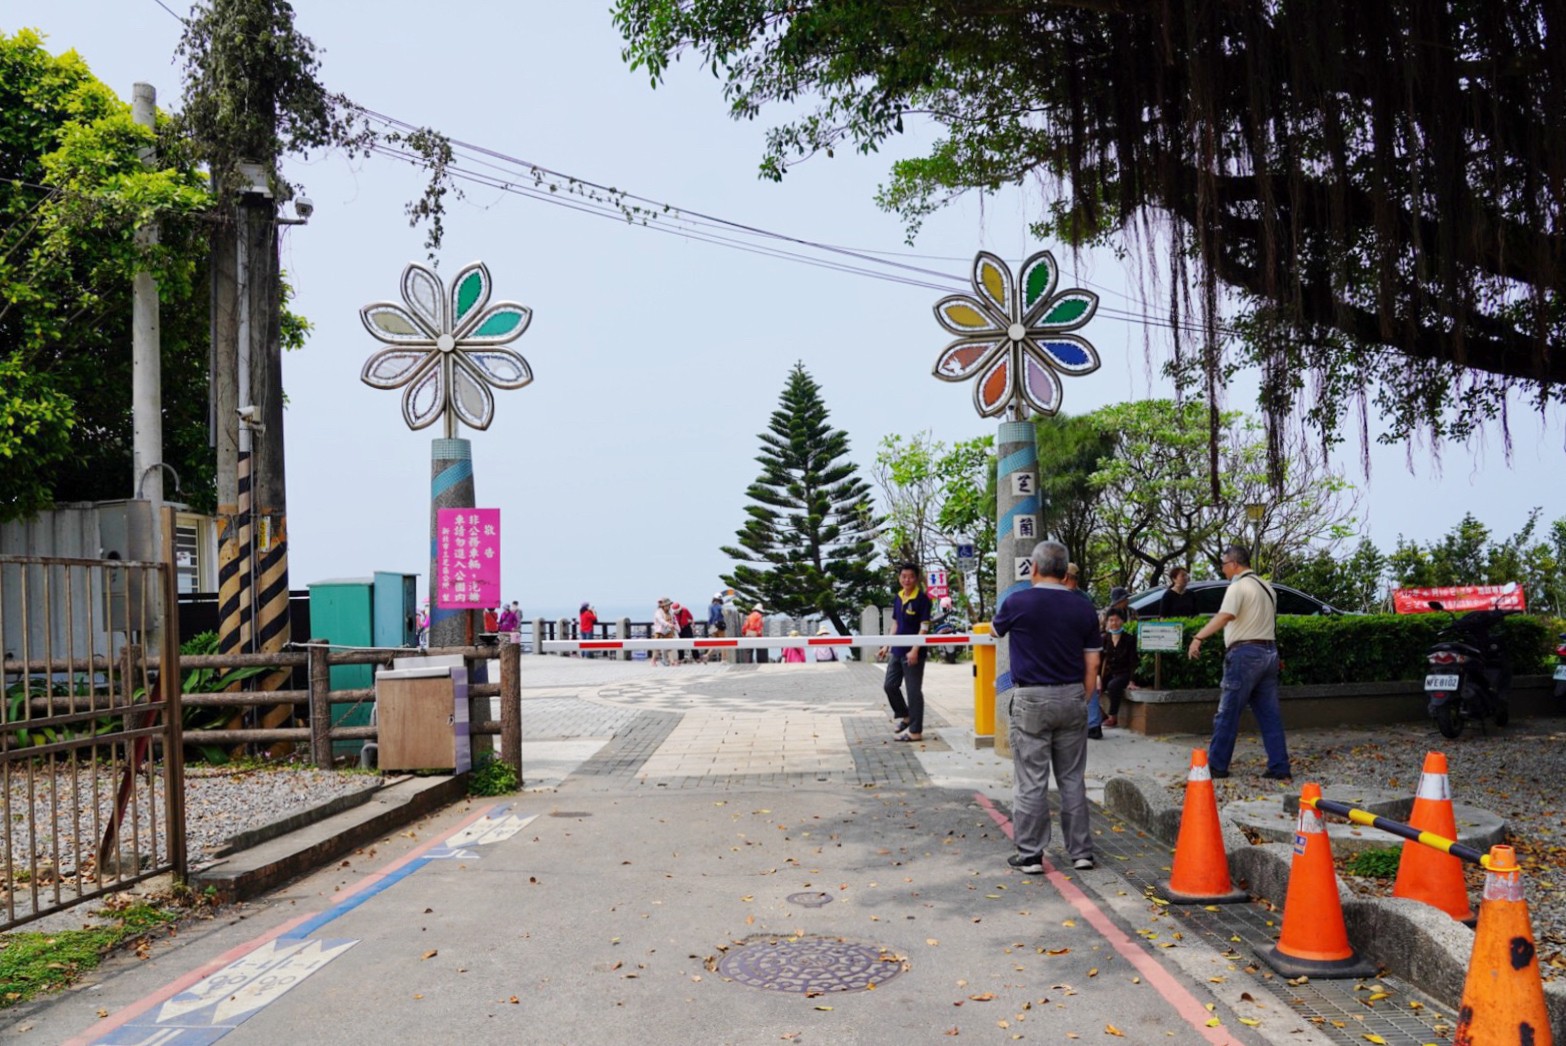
[1008,684,1092,861]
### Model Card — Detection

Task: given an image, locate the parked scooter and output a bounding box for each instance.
[1423,601,1515,738]
[1554,629,1566,700]
[930,609,968,664]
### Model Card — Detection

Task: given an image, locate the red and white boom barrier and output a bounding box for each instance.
[538,632,994,654]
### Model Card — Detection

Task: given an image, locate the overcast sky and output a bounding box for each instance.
[20,2,1566,618]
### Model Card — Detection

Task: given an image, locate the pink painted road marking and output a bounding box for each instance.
[973,791,1239,1046]
[65,802,503,1046]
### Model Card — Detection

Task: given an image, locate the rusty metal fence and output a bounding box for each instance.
[1,552,185,932]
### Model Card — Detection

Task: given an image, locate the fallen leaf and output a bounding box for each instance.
[968,992,996,1002]
[421,950,438,960]
[814,1005,833,1011]
[1362,1036,1387,1045]
[927,938,940,946]
[1106,1024,1125,1037]
[1239,1017,1261,1026]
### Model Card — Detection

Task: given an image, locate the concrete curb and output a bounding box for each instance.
[190,774,468,904]
[1104,773,1566,1030]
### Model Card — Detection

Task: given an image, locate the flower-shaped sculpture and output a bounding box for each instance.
[932,250,1100,418]
[361,261,533,434]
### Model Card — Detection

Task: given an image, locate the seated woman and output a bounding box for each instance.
[1099,609,1139,728]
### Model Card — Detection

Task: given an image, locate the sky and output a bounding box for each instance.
[17,2,1566,620]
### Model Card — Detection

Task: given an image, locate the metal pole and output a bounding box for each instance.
[130,84,163,546]
[992,419,1041,760]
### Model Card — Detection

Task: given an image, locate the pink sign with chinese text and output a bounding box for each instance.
[436,508,501,609]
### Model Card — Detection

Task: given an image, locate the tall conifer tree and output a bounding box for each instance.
[723,363,885,634]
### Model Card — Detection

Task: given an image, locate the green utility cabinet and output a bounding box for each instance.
[309,573,417,757]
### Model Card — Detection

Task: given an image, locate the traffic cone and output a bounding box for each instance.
[1392,751,1475,923]
[1261,782,1377,978]
[1454,845,1554,1046]
[1162,749,1248,904]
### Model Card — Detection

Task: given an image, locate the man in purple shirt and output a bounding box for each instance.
[991,540,1102,873]
[882,562,933,740]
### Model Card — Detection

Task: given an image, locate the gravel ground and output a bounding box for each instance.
[3,761,374,925]
[1181,717,1566,968]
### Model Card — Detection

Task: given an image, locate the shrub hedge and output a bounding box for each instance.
[1130,614,1557,690]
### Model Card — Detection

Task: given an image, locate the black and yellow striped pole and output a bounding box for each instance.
[1302,794,1495,867]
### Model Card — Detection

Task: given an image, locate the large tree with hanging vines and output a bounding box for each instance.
[612,0,1565,462]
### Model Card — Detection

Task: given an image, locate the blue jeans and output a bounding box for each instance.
[1086,687,1103,730]
[1208,643,1290,776]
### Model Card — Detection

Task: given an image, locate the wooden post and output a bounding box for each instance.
[308,639,332,768]
[499,639,522,781]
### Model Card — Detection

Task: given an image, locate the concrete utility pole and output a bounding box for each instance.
[131,83,162,548]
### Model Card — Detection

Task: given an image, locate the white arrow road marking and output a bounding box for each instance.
[443,812,536,849]
[425,846,480,861]
[209,938,355,1024]
[154,938,355,1026]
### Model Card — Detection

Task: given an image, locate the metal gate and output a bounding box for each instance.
[1,552,185,931]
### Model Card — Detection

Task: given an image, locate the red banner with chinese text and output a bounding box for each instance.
[1391,584,1526,614]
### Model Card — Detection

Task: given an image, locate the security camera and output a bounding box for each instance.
[237,404,260,424]
[293,197,314,220]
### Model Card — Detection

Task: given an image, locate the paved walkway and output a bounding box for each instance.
[9,659,1468,1046]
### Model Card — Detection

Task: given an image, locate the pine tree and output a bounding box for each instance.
[722,363,886,634]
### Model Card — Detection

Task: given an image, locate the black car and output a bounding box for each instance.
[1126,580,1347,617]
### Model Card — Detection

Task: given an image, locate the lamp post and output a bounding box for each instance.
[1245,501,1266,573]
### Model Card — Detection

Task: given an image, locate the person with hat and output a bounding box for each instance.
[653,597,677,667]
[814,624,839,662]
[707,594,727,637]
[782,629,807,663]
[743,603,768,663]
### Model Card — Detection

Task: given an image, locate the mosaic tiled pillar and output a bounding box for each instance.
[429,438,475,648]
[993,420,1041,756]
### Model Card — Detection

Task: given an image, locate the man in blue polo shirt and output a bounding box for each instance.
[882,562,933,741]
[992,540,1102,873]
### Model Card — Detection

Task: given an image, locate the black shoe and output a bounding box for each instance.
[1209,769,1230,778]
[1087,727,1103,740]
[1263,770,1293,781]
[1007,852,1044,874]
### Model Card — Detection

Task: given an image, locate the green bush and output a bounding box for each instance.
[468,753,519,796]
[1131,613,1554,689]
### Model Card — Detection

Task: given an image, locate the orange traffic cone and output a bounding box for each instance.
[1261,782,1376,978]
[1454,845,1554,1046]
[1392,751,1475,923]
[1162,749,1248,904]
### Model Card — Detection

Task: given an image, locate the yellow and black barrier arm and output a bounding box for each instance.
[1303,795,1496,869]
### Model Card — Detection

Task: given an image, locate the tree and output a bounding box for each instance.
[1388,510,1566,614]
[722,363,885,632]
[613,1,1566,453]
[0,29,213,518]
[872,432,996,619]
[1273,538,1391,613]
[1034,413,1118,593]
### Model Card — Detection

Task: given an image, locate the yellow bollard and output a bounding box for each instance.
[972,623,996,749]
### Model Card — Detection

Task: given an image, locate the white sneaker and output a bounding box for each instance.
[1072,857,1095,871]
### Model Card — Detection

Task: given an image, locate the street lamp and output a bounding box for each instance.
[1245,502,1266,572]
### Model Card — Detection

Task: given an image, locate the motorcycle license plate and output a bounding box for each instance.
[1425,674,1460,691]
[1554,665,1566,681]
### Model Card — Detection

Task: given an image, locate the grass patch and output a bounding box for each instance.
[0,902,177,1009]
[1343,847,1402,879]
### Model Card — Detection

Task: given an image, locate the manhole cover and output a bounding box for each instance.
[786,891,833,908]
[718,936,906,994]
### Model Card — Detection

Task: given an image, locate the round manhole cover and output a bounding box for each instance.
[785,891,834,908]
[718,936,906,994]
